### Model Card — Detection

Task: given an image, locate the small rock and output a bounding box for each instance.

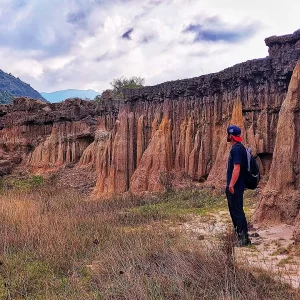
[198,235,205,240]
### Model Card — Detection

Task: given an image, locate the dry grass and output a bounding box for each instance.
[0,181,298,299]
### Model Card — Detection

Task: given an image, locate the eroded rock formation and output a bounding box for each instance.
[0,30,300,203]
[130,116,172,193]
[253,61,300,226]
[0,97,119,177]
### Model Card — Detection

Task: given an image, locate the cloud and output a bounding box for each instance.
[0,0,299,93]
[141,34,156,44]
[149,0,164,6]
[184,17,259,43]
[0,0,97,57]
[67,11,87,26]
[95,51,127,62]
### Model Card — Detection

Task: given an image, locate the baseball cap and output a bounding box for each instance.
[227,125,242,142]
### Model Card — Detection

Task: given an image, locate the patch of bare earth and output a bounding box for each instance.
[176,208,300,289]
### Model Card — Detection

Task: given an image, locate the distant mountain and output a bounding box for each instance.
[41,89,101,103]
[0,69,45,102]
[0,90,14,104]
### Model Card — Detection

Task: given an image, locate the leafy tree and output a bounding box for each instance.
[110,76,145,97]
[94,76,145,102]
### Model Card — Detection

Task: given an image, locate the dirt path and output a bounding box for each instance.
[177,209,300,289]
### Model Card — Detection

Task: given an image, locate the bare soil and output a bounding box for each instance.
[177,208,300,289]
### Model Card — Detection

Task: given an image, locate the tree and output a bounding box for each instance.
[110,76,145,97]
[94,76,145,103]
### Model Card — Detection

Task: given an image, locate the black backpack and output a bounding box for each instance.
[235,144,260,189]
[244,147,260,189]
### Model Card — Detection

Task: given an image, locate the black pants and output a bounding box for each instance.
[225,187,248,237]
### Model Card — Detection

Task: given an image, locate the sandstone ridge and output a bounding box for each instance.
[0,30,300,202]
[253,61,300,241]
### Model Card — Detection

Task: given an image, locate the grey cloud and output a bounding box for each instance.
[0,0,162,59]
[0,0,95,58]
[94,0,136,5]
[141,34,156,44]
[149,0,164,6]
[133,0,165,21]
[0,23,73,58]
[95,51,127,62]
[37,56,122,91]
[188,50,208,57]
[0,0,266,95]
[67,11,87,26]
[184,16,259,43]
[13,0,29,8]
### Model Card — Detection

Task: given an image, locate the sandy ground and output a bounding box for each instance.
[238,223,300,288]
[177,209,300,289]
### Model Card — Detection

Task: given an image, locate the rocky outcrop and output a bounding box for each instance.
[118,29,299,194]
[253,61,300,227]
[0,30,300,201]
[130,116,172,193]
[0,97,119,178]
[252,60,300,244]
[205,98,245,187]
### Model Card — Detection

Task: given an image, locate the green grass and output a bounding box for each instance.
[0,252,56,299]
[0,175,43,192]
[0,252,102,299]
[123,188,258,226]
[125,189,227,224]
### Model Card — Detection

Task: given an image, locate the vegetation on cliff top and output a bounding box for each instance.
[110,76,144,95]
[95,76,145,101]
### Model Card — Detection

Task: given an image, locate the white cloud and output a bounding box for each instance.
[0,0,299,93]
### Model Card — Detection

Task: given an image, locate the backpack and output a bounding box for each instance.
[244,147,260,189]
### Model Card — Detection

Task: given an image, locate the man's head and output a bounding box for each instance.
[227,125,242,143]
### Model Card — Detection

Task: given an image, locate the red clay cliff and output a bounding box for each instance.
[0,30,300,207]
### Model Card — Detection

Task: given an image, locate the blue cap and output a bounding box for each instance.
[227,125,242,142]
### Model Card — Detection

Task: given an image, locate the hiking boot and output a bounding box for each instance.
[237,238,251,247]
[236,234,252,247]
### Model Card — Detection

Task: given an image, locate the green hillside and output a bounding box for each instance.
[0,90,14,104]
[0,69,44,101]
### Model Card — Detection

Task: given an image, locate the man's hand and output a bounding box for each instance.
[229,184,234,194]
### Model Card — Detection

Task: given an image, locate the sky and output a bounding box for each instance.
[0,0,299,93]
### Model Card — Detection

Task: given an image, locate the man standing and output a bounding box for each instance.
[226,125,251,247]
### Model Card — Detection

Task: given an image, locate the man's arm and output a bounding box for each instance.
[229,164,240,194]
